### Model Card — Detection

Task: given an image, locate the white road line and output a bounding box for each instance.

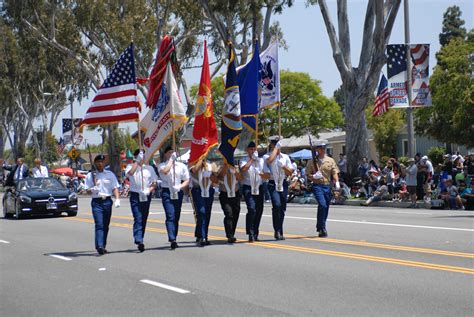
[49,254,72,261]
[168,208,472,232]
[140,279,190,294]
[264,214,472,232]
[0,240,10,244]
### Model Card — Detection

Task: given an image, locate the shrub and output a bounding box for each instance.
[427,146,445,166]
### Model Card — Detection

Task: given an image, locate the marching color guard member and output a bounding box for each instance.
[306,140,339,237]
[240,141,270,242]
[158,146,190,250]
[84,154,121,255]
[126,149,158,252]
[264,136,293,240]
[190,159,216,247]
[216,163,241,243]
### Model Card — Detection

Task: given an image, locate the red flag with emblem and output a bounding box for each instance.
[188,41,218,166]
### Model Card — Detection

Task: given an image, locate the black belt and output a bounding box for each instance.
[92,197,111,201]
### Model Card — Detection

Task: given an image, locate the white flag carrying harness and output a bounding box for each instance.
[270,155,285,192]
[249,161,262,195]
[223,168,237,198]
[198,164,213,198]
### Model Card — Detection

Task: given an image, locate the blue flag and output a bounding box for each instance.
[218,45,242,166]
[237,41,261,133]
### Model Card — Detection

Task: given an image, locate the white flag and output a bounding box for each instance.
[141,63,187,162]
[259,41,280,109]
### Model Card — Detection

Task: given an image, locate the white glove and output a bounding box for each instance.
[335,181,341,190]
[172,184,181,192]
[170,152,177,161]
[252,152,258,160]
[203,170,212,177]
[114,199,121,208]
[91,186,100,195]
[137,151,145,162]
[313,171,323,180]
[275,141,282,149]
[229,167,236,174]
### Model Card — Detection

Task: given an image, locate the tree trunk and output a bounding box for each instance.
[107,125,121,178]
[0,126,5,158]
[345,91,370,178]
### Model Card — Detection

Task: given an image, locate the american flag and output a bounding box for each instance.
[80,43,140,127]
[387,44,407,79]
[62,119,72,134]
[56,137,65,157]
[372,74,390,117]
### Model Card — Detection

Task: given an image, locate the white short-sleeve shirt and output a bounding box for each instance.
[84,170,120,198]
[158,161,189,188]
[32,165,49,178]
[240,157,264,186]
[263,153,292,181]
[125,164,158,194]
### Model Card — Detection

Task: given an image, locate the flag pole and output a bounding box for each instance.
[137,119,144,191]
[255,114,259,148]
[278,103,282,138]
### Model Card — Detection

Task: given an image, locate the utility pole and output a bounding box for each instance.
[404,0,415,158]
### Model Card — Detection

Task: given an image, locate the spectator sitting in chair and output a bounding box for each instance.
[459,181,474,210]
[440,178,465,210]
[361,177,389,206]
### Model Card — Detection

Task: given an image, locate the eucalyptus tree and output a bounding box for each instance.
[310,0,401,177]
[8,0,204,172]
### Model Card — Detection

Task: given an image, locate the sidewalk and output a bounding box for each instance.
[291,195,437,209]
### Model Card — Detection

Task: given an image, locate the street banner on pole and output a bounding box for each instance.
[387,44,431,108]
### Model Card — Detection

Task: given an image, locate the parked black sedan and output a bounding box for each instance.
[2,177,78,219]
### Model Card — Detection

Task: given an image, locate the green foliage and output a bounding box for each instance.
[415,37,474,147]
[398,156,409,166]
[261,71,343,139]
[427,146,445,166]
[366,105,404,158]
[439,5,467,46]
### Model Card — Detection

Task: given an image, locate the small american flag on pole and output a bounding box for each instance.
[56,137,65,157]
[372,74,390,117]
[80,43,140,127]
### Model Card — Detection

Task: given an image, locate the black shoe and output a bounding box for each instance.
[97,247,105,255]
[170,241,178,250]
[248,235,255,243]
[204,239,211,246]
[138,243,145,252]
[274,232,280,240]
[231,237,237,243]
[196,238,205,247]
[254,236,259,242]
[318,229,328,238]
[280,234,286,240]
[104,249,108,254]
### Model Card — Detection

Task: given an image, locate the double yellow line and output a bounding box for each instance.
[65,216,474,275]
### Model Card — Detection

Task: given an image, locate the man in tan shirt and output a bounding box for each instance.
[306,140,339,237]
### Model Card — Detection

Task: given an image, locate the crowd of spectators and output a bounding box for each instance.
[355,153,474,210]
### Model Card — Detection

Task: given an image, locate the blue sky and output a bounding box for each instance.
[48,0,473,147]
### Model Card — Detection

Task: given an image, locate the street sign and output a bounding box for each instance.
[68,147,80,161]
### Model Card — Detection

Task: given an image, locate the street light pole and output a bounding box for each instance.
[404,0,415,158]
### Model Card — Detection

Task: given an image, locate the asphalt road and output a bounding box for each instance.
[1,194,473,316]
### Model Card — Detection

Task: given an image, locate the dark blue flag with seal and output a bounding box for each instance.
[218,44,242,166]
[237,41,260,133]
